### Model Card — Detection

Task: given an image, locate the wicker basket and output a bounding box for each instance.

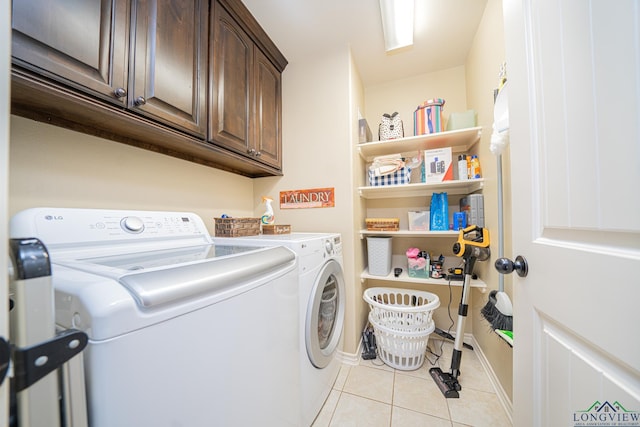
[365,218,400,232]
[214,217,261,237]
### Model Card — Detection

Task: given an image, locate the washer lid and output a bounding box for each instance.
[55,244,295,308]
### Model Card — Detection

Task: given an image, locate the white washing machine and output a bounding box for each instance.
[10,208,302,427]
[214,233,346,426]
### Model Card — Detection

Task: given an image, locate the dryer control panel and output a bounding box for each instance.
[324,235,342,257]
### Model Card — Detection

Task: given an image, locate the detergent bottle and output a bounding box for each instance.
[470,155,482,179]
[261,197,275,225]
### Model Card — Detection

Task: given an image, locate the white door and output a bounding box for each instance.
[504,0,640,426]
[1,0,11,421]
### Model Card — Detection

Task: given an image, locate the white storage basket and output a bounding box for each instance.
[363,287,440,332]
[369,313,435,370]
[363,287,440,370]
[366,237,392,276]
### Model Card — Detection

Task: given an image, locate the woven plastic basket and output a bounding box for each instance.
[363,287,440,332]
[369,313,435,370]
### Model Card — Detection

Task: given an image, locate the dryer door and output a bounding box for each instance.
[305,259,345,368]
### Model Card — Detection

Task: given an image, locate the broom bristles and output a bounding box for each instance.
[481,290,513,331]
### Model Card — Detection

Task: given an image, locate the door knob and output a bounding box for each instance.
[495,255,529,277]
[134,96,146,106]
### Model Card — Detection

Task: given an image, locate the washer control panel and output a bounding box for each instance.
[121,216,146,234]
[10,208,211,248]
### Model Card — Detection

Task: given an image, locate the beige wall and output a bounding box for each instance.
[9,115,254,232]
[364,65,467,138]
[465,0,513,401]
[253,48,361,354]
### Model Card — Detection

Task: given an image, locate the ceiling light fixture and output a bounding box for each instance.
[379,0,415,52]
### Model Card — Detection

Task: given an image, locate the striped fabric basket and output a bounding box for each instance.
[414,98,445,135]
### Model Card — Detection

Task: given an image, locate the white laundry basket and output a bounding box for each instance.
[363,287,440,370]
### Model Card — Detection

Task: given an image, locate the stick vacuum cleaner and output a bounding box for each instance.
[430,225,490,398]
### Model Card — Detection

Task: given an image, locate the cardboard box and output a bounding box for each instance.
[424,148,453,183]
[460,194,484,227]
[446,109,477,131]
[262,224,291,234]
[358,119,373,143]
[408,211,429,231]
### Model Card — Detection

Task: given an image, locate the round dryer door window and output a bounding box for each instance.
[305,259,346,368]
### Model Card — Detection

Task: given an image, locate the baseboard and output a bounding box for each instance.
[471,335,513,424]
[337,349,360,366]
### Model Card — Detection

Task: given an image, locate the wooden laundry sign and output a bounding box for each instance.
[279,188,335,209]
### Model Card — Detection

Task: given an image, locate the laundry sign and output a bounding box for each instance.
[280,188,335,209]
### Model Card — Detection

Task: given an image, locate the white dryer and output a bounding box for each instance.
[214,233,346,426]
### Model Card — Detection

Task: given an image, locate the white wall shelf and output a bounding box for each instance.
[357,126,486,292]
[360,268,487,290]
[360,229,458,238]
[359,179,484,199]
[358,126,482,161]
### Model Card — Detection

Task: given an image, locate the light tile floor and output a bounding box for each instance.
[313,340,512,427]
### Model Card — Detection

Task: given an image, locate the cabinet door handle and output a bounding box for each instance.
[113,87,127,99]
[255,151,262,157]
[247,148,256,155]
[134,96,146,106]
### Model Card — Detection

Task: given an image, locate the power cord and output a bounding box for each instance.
[425,277,456,366]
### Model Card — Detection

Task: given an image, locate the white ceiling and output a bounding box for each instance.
[241,0,489,87]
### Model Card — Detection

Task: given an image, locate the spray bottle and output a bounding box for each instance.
[261,197,275,225]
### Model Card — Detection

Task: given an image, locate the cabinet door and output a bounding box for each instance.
[130,0,207,137]
[253,49,282,169]
[11,0,129,105]
[209,2,253,156]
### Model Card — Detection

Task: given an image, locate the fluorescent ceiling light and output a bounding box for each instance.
[379,0,415,52]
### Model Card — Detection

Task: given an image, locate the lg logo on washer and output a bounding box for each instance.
[44,215,64,221]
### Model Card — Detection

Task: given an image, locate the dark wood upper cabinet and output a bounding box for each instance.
[12,0,207,137]
[10,0,287,177]
[210,3,254,155]
[11,0,129,104]
[253,48,282,169]
[210,0,285,170]
[130,0,207,136]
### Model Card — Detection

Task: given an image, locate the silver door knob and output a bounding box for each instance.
[495,255,529,277]
[134,96,146,106]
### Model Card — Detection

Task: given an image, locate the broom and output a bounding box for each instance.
[481,73,514,344]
